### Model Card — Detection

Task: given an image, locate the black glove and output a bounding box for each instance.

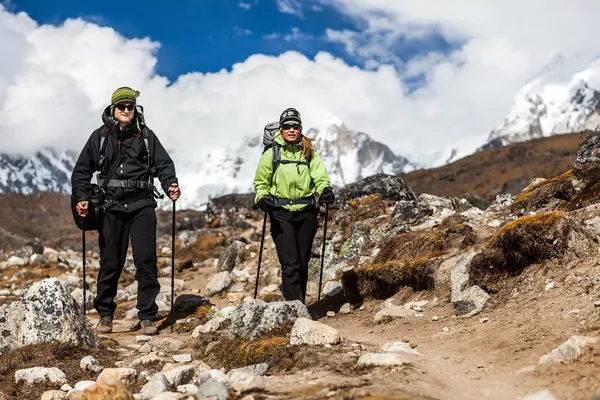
[254,194,278,212]
[319,187,335,206]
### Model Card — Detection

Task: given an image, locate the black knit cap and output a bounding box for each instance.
[279,108,302,126]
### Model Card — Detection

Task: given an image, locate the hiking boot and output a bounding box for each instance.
[96,315,113,334]
[140,320,158,336]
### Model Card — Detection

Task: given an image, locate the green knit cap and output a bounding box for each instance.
[110,86,140,112]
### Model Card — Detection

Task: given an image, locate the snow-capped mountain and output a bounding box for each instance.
[0,148,76,195]
[484,54,600,148]
[0,115,412,210]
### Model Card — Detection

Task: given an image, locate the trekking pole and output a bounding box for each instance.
[171,199,176,333]
[82,218,86,317]
[254,212,268,299]
[317,203,329,317]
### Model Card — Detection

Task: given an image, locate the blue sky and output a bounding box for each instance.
[9,0,454,82]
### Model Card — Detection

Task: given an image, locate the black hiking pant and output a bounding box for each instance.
[269,206,319,303]
[95,206,160,321]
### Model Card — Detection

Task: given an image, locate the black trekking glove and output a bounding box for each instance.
[254,194,278,212]
[319,187,335,206]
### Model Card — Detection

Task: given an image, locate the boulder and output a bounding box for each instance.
[334,174,417,208]
[0,278,99,355]
[539,336,598,365]
[229,300,311,339]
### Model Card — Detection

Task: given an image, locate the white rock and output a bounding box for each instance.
[453,285,492,318]
[73,380,96,391]
[140,372,171,398]
[177,384,199,395]
[152,338,184,353]
[131,353,165,367]
[380,341,421,356]
[227,370,266,393]
[545,281,556,291]
[40,390,68,400]
[539,336,598,365]
[230,363,269,376]
[290,318,341,346]
[15,367,66,385]
[339,303,352,314]
[523,389,558,400]
[357,353,407,367]
[229,300,311,340]
[373,306,413,323]
[60,383,73,391]
[164,365,195,386]
[206,271,233,296]
[80,355,103,373]
[323,281,343,297]
[137,335,153,343]
[8,256,27,267]
[173,354,193,363]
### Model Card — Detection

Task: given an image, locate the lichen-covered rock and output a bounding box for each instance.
[334,174,417,208]
[229,300,311,339]
[572,131,600,192]
[0,278,99,355]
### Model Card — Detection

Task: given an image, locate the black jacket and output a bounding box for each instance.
[71,106,178,213]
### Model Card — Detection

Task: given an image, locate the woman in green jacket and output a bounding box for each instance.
[253,108,335,303]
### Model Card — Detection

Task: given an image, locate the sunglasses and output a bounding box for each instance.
[116,103,135,111]
[281,123,301,131]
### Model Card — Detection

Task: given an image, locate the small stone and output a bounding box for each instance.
[339,303,352,314]
[442,327,450,332]
[357,353,407,367]
[41,390,68,400]
[136,335,153,343]
[80,356,103,373]
[414,313,424,318]
[413,306,423,312]
[227,370,266,393]
[326,311,335,317]
[544,282,556,291]
[96,368,137,385]
[173,354,193,363]
[480,317,490,323]
[359,305,365,311]
[432,316,439,321]
[523,389,558,400]
[594,301,600,307]
[60,384,73,391]
[15,367,67,386]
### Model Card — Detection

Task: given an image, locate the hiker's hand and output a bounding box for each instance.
[319,187,335,206]
[256,195,277,212]
[76,201,89,217]
[168,184,180,201]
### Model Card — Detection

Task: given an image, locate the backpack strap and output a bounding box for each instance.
[97,128,110,172]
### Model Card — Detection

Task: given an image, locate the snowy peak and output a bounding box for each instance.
[485,55,600,148]
[307,116,411,186]
[0,148,76,195]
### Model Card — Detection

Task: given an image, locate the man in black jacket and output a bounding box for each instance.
[71,87,180,335]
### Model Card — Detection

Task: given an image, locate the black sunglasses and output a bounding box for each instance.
[116,103,135,111]
[281,123,301,130]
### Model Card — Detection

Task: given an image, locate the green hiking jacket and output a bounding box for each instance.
[253,131,331,212]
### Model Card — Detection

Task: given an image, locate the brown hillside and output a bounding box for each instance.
[399,131,589,200]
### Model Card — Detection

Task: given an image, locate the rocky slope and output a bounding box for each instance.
[1,130,600,398]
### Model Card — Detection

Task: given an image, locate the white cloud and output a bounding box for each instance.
[238,1,252,10]
[276,0,303,17]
